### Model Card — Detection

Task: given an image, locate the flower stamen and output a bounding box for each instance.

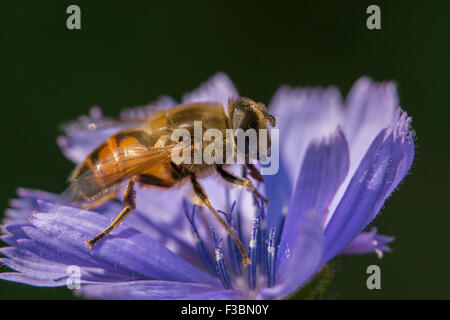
[218,202,242,277]
[183,201,216,274]
[248,216,260,290]
[210,227,233,290]
[267,226,277,287]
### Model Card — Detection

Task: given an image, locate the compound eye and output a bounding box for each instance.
[232,108,259,132]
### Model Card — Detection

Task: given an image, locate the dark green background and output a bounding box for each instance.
[1,1,449,299]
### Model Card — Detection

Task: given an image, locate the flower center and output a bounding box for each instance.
[183,192,286,293]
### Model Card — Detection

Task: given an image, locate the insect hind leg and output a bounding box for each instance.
[85,178,136,249]
[189,173,251,267]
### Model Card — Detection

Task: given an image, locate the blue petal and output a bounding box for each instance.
[322,120,414,264]
[340,227,394,258]
[261,128,349,299]
[363,111,415,225]
[264,85,344,233]
[267,85,343,189]
[343,77,398,151]
[3,188,57,225]
[327,78,399,221]
[6,202,219,286]
[278,128,349,267]
[100,188,200,268]
[263,157,293,235]
[5,189,201,269]
[259,211,322,299]
[294,128,349,224]
[82,280,223,300]
[0,273,74,287]
[0,246,123,286]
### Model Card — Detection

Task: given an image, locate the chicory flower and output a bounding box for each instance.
[0,73,414,299]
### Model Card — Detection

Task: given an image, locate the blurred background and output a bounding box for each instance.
[1,1,449,299]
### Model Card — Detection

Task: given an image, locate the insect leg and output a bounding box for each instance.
[216,165,268,205]
[85,178,136,248]
[246,163,264,183]
[189,174,251,267]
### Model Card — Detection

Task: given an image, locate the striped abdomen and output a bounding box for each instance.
[69,128,155,200]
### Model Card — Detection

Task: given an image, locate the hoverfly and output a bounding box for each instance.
[61,97,276,266]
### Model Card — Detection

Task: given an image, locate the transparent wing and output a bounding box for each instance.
[58,143,183,204]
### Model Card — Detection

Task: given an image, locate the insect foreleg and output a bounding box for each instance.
[216,165,268,205]
[189,174,251,267]
[85,178,136,249]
